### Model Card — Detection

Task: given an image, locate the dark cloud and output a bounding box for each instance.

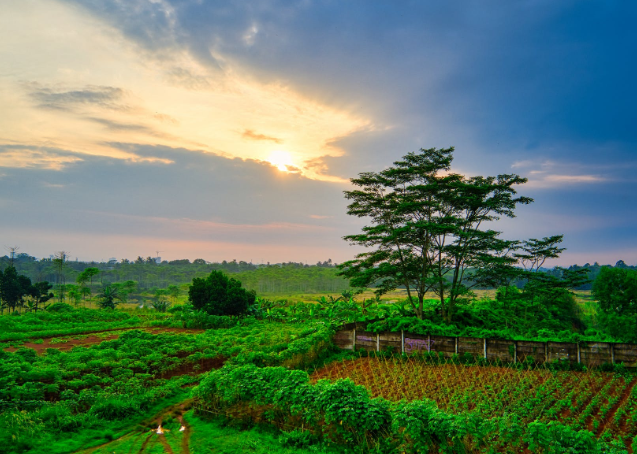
[25,83,128,112]
[241,129,282,144]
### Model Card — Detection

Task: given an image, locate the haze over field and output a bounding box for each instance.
[1,1,636,265]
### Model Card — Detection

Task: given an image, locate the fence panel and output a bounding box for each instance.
[379,332,402,353]
[334,329,354,350]
[355,331,377,352]
[613,344,637,367]
[486,339,515,362]
[547,342,578,364]
[580,342,612,366]
[403,333,434,354]
[430,335,456,358]
[457,337,483,358]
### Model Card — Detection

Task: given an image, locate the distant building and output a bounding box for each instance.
[108,257,118,265]
[154,257,161,264]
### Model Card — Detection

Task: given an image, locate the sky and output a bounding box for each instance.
[1,0,636,266]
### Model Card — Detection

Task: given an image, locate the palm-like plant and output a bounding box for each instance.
[96,284,122,309]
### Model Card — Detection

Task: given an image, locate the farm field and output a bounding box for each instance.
[312,354,637,449]
[0,310,334,454]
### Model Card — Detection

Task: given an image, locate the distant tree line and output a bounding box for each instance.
[0,254,345,295]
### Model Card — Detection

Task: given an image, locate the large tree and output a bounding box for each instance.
[188,271,255,316]
[338,147,533,321]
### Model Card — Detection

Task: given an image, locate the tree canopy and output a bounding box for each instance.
[188,270,256,316]
[593,266,637,315]
[338,147,536,321]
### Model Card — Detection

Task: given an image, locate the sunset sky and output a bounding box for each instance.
[1,1,636,266]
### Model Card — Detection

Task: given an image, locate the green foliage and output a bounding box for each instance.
[96,284,123,310]
[0,318,330,454]
[593,266,637,315]
[189,270,256,316]
[46,302,74,313]
[194,364,626,453]
[338,147,534,322]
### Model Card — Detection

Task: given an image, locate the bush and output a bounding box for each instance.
[46,302,74,313]
[188,271,256,316]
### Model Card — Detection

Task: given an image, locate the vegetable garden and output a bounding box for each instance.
[312,354,637,445]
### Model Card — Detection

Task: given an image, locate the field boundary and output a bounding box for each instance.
[334,322,637,367]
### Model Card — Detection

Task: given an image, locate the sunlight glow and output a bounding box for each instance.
[266,150,295,172]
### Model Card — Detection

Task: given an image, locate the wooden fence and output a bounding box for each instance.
[333,322,637,367]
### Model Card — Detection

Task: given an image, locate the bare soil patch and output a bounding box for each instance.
[4,327,204,355]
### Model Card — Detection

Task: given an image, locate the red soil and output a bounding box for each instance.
[3,327,204,355]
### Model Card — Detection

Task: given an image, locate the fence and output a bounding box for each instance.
[333,322,637,367]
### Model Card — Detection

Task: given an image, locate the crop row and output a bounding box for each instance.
[311,354,637,447]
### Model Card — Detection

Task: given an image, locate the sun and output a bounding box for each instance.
[266,150,295,172]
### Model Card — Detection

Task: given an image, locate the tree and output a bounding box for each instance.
[0,266,33,313]
[188,271,255,316]
[96,284,122,309]
[30,281,53,312]
[167,284,180,302]
[112,280,137,304]
[338,147,533,321]
[78,267,100,294]
[151,289,171,312]
[592,267,637,315]
[52,251,69,302]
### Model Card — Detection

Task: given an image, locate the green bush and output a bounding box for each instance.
[188,271,256,316]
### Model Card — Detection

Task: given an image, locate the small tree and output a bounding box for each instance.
[188,271,255,316]
[96,284,122,310]
[78,267,100,296]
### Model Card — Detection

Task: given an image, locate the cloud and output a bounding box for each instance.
[241,129,283,144]
[0,145,83,170]
[25,83,128,112]
[0,142,366,261]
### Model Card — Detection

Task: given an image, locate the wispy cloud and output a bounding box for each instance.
[0,146,83,170]
[25,83,129,112]
[241,129,283,144]
[514,159,607,188]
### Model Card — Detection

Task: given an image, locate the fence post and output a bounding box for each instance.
[577,343,581,364]
[483,338,487,359]
[611,343,615,364]
[514,341,517,364]
[377,333,380,352]
[401,330,405,354]
[455,337,458,355]
[545,342,548,363]
[353,327,356,351]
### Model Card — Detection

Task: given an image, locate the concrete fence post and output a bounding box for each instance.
[611,343,615,364]
[577,343,581,364]
[455,337,458,355]
[353,327,356,351]
[401,330,405,354]
[483,338,487,359]
[377,333,380,352]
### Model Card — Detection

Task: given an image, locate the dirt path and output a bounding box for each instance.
[4,327,204,355]
[75,399,194,454]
